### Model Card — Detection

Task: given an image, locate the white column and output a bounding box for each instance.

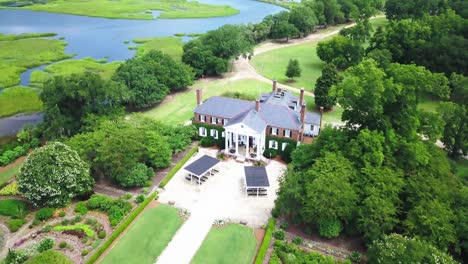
[224,130,228,153]
[246,135,250,157]
[235,133,239,154]
[256,135,260,158]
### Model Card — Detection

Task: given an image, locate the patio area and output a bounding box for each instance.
[158,148,286,227]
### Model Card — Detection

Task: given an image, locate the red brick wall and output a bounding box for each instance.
[266,126,300,141]
[194,113,224,127]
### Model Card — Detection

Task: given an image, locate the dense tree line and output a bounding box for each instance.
[67,116,195,188]
[275,58,467,262]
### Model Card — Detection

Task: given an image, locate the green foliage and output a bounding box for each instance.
[317,35,364,69]
[183,24,254,77]
[159,146,198,188]
[18,142,94,207]
[6,249,29,264]
[81,250,88,256]
[348,251,361,263]
[263,148,278,159]
[135,195,145,203]
[8,219,26,232]
[114,50,193,109]
[437,102,467,157]
[385,0,449,20]
[145,131,172,168]
[254,218,276,264]
[0,199,28,218]
[269,12,300,41]
[74,201,88,215]
[200,137,216,147]
[37,238,54,253]
[85,192,158,264]
[35,208,54,221]
[368,234,458,264]
[314,63,341,109]
[116,163,153,188]
[273,240,349,264]
[0,182,19,196]
[285,58,301,80]
[53,224,95,238]
[59,241,67,249]
[293,236,303,245]
[319,219,343,238]
[25,250,72,264]
[0,86,43,118]
[86,195,132,227]
[98,230,106,239]
[273,230,285,240]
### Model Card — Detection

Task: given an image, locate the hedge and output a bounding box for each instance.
[85,191,158,264]
[254,218,276,264]
[159,146,198,188]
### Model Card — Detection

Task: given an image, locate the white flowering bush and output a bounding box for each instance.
[368,234,458,264]
[17,142,94,207]
[179,209,190,218]
[213,219,230,228]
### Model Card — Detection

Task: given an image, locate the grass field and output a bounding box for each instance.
[0,161,22,186]
[191,224,258,264]
[143,78,343,125]
[29,58,121,87]
[0,36,72,88]
[11,0,238,20]
[0,86,43,117]
[100,204,184,264]
[251,17,389,92]
[132,37,183,61]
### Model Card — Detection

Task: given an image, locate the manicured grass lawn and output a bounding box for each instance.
[0,86,43,117]
[251,40,325,92]
[191,224,258,264]
[13,0,238,20]
[133,37,183,61]
[100,204,184,264]
[29,58,121,87]
[0,36,72,88]
[418,96,443,113]
[0,161,22,186]
[143,78,342,125]
[251,17,389,92]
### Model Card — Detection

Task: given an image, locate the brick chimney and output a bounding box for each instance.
[299,88,304,106]
[196,88,202,105]
[255,99,260,112]
[319,106,324,132]
[272,80,277,92]
[300,103,306,124]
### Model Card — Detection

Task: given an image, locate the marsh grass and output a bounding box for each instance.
[133,37,183,61]
[0,86,43,117]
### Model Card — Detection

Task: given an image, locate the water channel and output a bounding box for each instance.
[0,0,284,137]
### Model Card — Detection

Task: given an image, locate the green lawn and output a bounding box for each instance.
[0,161,22,186]
[0,86,43,117]
[0,36,72,88]
[418,96,444,113]
[10,0,238,20]
[251,17,389,92]
[100,204,184,264]
[191,224,258,264]
[143,78,342,125]
[29,57,121,87]
[132,37,183,61]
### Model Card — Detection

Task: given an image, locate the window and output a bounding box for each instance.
[210,116,217,124]
[199,127,207,137]
[282,142,288,151]
[221,131,225,138]
[284,129,291,138]
[199,115,206,122]
[223,119,228,125]
[269,140,278,150]
[271,127,278,136]
[310,125,315,130]
[210,129,218,139]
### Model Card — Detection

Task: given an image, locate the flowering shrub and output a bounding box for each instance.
[0,182,19,196]
[213,219,230,228]
[179,209,190,218]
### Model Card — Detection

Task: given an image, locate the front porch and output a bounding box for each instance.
[224,129,266,161]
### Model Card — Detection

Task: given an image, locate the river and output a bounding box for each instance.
[0,0,284,137]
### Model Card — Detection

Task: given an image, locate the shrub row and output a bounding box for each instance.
[159,146,198,188]
[53,223,95,237]
[85,191,158,264]
[254,218,276,264]
[87,195,132,227]
[0,138,40,166]
[35,208,54,221]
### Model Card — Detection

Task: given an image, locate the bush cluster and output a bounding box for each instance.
[273,230,285,240]
[35,208,54,221]
[53,224,95,238]
[0,182,19,196]
[0,138,40,166]
[263,148,277,159]
[8,218,26,232]
[0,199,28,218]
[87,195,132,227]
[200,137,216,147]
[159,146,198,188]
[273,240,346,264]
[37,238,54,253]
[319,219,343,238]
[74,201,88,215]
[135,194,145,203]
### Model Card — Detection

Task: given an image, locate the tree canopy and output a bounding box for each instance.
[18,142,94,207]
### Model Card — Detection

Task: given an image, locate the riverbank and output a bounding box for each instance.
[2,0,239,20]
